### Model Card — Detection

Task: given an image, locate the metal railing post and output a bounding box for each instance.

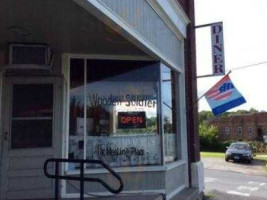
[44,158,124,198]
[80,162,84,200]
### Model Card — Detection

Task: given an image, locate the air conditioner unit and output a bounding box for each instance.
[5,43,53,73]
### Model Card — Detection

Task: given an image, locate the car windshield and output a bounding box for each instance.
[229,143,250,150]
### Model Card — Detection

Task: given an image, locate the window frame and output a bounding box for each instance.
[224,127,229,135]
[238,126,242,137]
[248,127,253,138]
[63,55,184,174]
[161,64,181,163]
[10,84,54,149]
[4,77,60,152]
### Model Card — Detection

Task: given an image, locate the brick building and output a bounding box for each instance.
[208,112,267,141]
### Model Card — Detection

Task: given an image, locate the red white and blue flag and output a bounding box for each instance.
[205,75,246,115]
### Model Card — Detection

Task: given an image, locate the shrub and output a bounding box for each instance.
[247,141,267,153]
[199,123,220,151]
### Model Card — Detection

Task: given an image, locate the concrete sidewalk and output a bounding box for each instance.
[205,190,267,200]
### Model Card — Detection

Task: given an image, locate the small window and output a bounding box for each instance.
[248,127,253,138]
[224,127,229,135]
[238,127,242,137]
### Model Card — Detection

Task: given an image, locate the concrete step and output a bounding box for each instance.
[28,189,201,200]
[171,188,201,200]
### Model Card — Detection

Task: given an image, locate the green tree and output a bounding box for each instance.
[198,111,213,124]
[199,123,219,151]
[231,110,249,115]
[248,108,259,113]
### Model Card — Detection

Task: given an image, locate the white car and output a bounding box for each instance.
[225,142,253,164]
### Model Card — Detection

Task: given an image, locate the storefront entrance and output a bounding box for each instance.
[0,77,61,199]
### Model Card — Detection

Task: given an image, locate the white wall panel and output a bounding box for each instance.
[98,0,183,69]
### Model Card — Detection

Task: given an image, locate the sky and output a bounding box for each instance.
[195,0,267,112]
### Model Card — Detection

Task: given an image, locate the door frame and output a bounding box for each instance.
[0,75,63,199]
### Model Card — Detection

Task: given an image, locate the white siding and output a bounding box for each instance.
[98,0,183,69]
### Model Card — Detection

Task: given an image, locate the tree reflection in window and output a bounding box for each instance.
[162,66,178,162]
[68,59,162,169]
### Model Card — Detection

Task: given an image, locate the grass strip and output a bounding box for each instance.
[200,152,225,158]
[254,154,267,171]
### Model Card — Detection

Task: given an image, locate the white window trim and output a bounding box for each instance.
[65,160,186,175]
[61,53,188,197]
[179,69,189,188]
[67,55,165,168]
[159,63,166,166]
[62,54,187,172]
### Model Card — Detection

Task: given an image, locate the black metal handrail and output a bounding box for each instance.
[43,158,124,200]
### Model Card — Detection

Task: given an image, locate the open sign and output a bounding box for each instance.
[118,112,146,129]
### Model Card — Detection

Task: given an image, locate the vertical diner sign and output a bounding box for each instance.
[211,22,225,76]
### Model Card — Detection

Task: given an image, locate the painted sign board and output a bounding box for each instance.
[118,112,146,129]
[211,22,225,76]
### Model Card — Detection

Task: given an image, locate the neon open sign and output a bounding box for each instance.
[118,112,146,129]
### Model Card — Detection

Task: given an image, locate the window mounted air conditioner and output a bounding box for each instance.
[5,43,53,73]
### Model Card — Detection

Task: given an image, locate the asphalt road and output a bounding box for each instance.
[202,157,266,176]
[205,168,267,199]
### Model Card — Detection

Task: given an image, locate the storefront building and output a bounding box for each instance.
[0,0,203,199]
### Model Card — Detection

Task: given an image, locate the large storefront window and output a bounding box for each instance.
[68,59,161,169]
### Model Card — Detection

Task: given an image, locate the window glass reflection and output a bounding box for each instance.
[68,59,84,168]
[68,59,161,169]
[13,85,53,117]
[162,66,178,162]
[11,84,53,149]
